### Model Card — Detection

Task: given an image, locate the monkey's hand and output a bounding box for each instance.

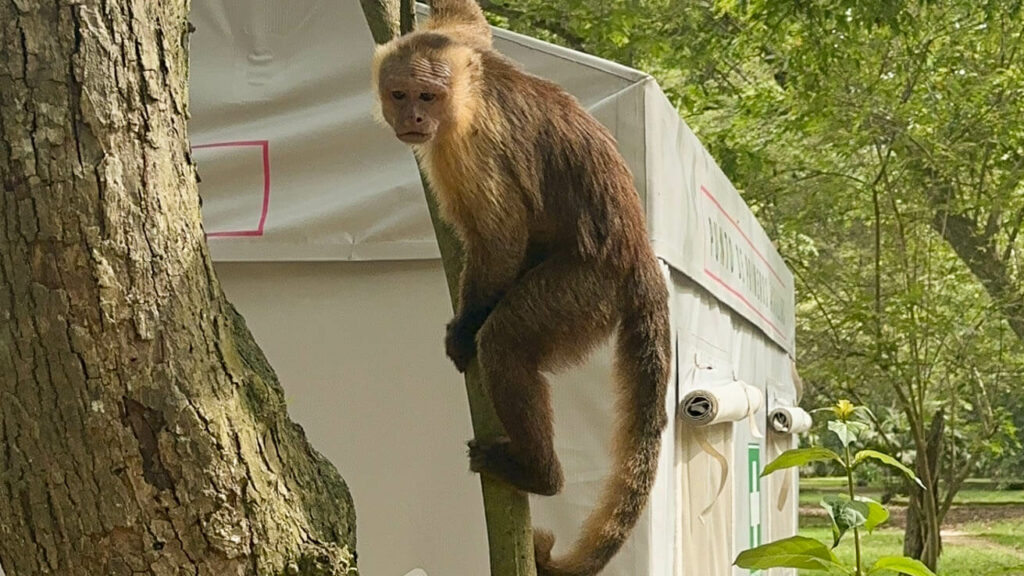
[467,436,511,475]
[445,313,481,372]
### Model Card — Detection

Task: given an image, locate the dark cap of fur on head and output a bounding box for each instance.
[383,31,455,63]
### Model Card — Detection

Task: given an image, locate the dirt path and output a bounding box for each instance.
[802,504,1024,563]
[942,530,1024,561]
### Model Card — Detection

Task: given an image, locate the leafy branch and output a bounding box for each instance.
[737,400,935,576]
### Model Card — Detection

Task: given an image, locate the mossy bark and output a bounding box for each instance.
[0,1,355,574]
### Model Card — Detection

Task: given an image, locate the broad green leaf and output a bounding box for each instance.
[761,447,844,477]
[868,556,937,576]
[828,420,869,447]
[820,495,867,548]
[856,496,890,533]
[822,494,890,534]
[853,450,926,489]
[734,536,851,574]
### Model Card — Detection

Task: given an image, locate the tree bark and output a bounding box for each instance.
[0,2,356,575]
[903,410,944,570]
[357,3,537,575]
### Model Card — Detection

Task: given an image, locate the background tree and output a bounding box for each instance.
[0,2,356,574]
[482,0,1024,570]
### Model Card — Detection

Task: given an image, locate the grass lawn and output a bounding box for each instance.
[792,479,1024,575]
[797,520,1024,575]
[799,477,1024,508]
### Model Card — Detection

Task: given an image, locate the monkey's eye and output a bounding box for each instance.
[391,91,406,100]
[419,92,436,102]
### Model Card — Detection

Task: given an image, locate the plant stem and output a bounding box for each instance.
[845,442,863,576]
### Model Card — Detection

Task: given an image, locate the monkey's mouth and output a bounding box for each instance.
[397,131,432,144]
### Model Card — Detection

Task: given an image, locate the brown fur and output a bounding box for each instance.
[373,3,671,574]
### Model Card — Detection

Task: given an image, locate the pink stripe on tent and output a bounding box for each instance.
[703,268,785,339]
[701,185,784,286]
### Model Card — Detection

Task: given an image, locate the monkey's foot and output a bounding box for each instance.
[467,437,564,496]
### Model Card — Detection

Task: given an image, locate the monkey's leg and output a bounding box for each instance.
[471,255,617,496]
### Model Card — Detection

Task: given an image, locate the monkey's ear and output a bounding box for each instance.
[370,42,399,96]
[370,43,398,127]
[371,41,399,81]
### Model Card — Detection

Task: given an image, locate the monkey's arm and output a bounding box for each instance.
[445,228,527,372]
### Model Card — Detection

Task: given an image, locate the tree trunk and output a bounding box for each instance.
[902,410,944,570]
[916,157,1024,343]
[0,2,356,575]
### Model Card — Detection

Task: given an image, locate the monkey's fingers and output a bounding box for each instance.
[445,321,478,372]
[445,338,475,372]
[467,436,512,474]
[467,437,563,496]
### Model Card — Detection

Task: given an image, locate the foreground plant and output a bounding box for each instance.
[734,400,936,576]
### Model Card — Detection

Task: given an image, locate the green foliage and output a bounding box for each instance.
[852,450,924,489]
[855,497,890,534]
[762,447,845,475]
[868,556,940,576]
[489,0,1024,484]
[487,0,1024,564]
[829,421,871,449]
[800,518,1024,576]
[733,536,849,574]
[821,495,870,548]
[735,401,934,576]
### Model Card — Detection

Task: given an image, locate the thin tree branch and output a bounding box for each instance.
[357,3,537,575]
[478,0,586,50]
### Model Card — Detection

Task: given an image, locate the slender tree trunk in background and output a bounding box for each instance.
[919,163,1024,343]
[358,3,537,575]
[0,2,356,575]
[903,410,944,571]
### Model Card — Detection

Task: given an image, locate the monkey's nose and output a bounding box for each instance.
[415,115,424,124]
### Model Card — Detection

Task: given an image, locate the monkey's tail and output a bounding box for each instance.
[534,255,671,576]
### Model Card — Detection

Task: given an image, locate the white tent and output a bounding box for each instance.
[189,2,803,575]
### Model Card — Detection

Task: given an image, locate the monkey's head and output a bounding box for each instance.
[372,33,481,146]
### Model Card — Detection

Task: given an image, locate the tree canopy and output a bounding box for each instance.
[485,0,1024,567]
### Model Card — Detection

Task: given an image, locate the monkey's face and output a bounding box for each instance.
[377,62,453,146]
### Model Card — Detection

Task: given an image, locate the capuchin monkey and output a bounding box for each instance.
[372,2,671,574]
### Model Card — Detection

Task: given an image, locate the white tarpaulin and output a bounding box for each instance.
[189,0,796,357]
[190,2,801,575]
